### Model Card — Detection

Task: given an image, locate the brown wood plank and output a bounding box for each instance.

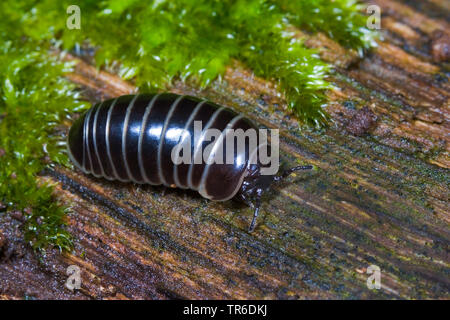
[1,0,449,299]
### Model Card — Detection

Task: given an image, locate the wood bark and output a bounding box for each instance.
[0,0,448,299]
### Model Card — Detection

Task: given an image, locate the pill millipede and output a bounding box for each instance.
[68,93,312,231]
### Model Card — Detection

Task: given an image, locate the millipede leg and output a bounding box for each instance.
[248,199,261,233]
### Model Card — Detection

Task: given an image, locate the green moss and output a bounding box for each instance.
[0,0,373,251]
[24,0,374,126]
[0,2,87,252]
[274,0,376,54]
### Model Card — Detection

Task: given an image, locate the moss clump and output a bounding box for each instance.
[0,1,87,252]
[25,0,374,126]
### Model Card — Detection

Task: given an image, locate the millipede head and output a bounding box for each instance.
[237,164,314,232]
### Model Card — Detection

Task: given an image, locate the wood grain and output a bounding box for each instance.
[0,0,448,299]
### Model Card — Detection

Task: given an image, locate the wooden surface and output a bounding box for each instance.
[0,0,449,299]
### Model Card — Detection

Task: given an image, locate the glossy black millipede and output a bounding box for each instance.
[67,93,312,231]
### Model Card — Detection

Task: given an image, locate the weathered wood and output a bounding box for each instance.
[0,0,449,299]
